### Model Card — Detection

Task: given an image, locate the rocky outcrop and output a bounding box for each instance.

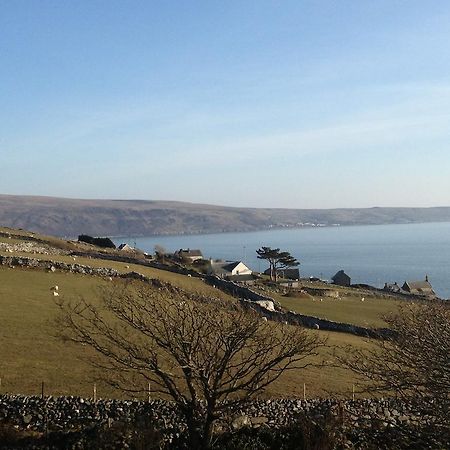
[0,241,69,256]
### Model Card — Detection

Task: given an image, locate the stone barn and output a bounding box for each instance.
[331,270,351,287]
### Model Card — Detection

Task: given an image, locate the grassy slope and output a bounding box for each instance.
[0,250,233,301]
[275,292,401,328]
[2,248,403,328]
[0,228,390,399]
[0,265,372,399]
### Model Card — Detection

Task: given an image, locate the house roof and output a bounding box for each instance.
[222,261,241,272]
[384,282,408,294]
[210,260,251,275]
[118,243,134,251]
[263,268,300,279]
[177,249,203,257]
[403,280,435,294]
[332,270,350,280]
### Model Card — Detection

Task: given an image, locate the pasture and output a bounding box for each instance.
[0,265,373,400]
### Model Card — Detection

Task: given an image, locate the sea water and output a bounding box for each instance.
[114,222,450,298]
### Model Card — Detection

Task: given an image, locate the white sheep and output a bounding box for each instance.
[314,323,320,330]
[53,291,59,297]
[262,317,268,322]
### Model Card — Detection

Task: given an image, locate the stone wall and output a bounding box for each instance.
[204,276,277,304]
[0,394,429,447]
[203,276,391,338]
[241,300,393,338]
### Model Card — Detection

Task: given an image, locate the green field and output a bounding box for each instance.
[0,250,234,301]
[0,265,373,399]
[275,292,401,328]
[0,228,394,400]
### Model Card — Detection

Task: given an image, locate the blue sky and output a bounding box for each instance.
[1,0,450,208]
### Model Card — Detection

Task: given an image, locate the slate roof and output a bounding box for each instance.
[263,268,300,280]
[177,249,203,257]
[402,280,436,296]
[331,270,350,281]
[118,243,134,251]
[209,260,252,276]
[222,261,241,272]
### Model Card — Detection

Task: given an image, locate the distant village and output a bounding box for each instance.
[117,243,438,300]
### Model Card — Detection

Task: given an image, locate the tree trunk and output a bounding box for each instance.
[185,415,204,449]
[202,416,215,449]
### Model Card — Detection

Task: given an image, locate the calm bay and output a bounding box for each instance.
[115,222,450,299]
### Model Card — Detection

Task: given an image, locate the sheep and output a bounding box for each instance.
[261,317,268,322]
[50,286,59,291]
[361,297,365,302]
[314,323,320,330]
[53,291,59,297]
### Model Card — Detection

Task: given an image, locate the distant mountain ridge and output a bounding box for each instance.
[1,194,450,238]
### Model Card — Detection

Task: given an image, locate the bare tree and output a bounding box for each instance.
[340,302,450,443]
[56,281,324,449]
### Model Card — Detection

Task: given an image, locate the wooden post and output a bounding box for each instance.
[93,383,97,402]
[352,384,355,401]
[148,382,151,403]
[41,381,44,399]
[303,383,306,401]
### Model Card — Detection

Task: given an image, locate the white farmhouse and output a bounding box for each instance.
[208,260,252,278]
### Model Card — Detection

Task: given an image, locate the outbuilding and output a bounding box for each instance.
[331,270,351,287]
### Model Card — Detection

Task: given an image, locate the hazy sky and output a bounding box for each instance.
[1,1,450,208]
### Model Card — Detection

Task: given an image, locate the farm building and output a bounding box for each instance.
[402,276,436,298]
[174,248,203,263]
[331,270,351,287]
[208,260,252,278]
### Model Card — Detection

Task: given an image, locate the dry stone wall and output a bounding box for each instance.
[0,395,434,448]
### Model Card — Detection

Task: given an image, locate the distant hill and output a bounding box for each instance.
[1,194,450,237]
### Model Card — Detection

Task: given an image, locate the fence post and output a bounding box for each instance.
[303,383,306,401]
[352,384,355,401]
[41,381,44,399]
[148,382,151,403]
[93,383,97,402]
